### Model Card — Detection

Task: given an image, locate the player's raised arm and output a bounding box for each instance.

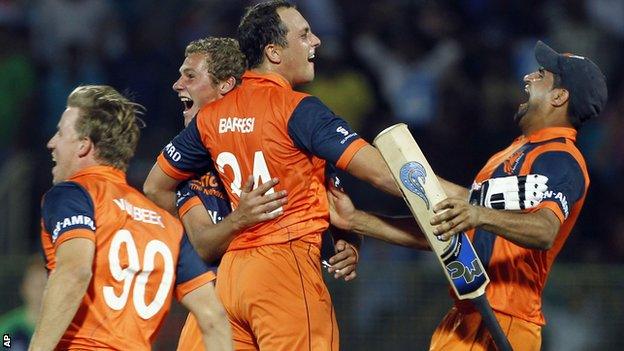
[144,118,214,214]
[144,163,182,214]
[344,144,402,197]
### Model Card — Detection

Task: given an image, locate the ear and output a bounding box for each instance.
[218,76,237,95]
[264,43,282,65]
[77,137,93,158]
[551,88,569,108]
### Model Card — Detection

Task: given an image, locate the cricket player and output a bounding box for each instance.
[327,41,607,351]
[30,85,232,351]
[168,37,361,351]
[143,1,401,349]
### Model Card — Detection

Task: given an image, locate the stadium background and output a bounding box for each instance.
[1,0,623,350]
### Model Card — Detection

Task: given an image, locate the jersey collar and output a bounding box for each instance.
[514,127,577,144]
[70,165,126,183]
[243,70,291,89]
[526,127,577,143]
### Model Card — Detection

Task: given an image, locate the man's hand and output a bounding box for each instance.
[430,197,482,241]
[327,180,356,231]
[469,174,548,210]
[326,239,358,281]
[228,176,288,232]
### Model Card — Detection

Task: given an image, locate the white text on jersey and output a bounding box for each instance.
[218,117,255,134]
[52,215,96,242]
[113,198,165,228]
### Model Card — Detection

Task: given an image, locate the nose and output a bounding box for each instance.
[311,32,321,48]
[524,71,538,83]
[172,77,183,92]
[47,134,56,150]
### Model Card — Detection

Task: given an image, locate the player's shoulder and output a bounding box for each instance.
[530,137,587,170]
[42,181,92,207]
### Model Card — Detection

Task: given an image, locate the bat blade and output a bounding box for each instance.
[373,123,488,299]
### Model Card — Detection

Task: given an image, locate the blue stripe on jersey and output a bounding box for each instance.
[288,96,362,164]
[41,182,96,243]
[175,234,209,285]
[162,117,213,174]
[472,228,496,267]
[530,151,585,220]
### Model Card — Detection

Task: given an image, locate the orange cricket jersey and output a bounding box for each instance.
[158,71,368,251]
[40,165,215,350]
[457,127,589,326]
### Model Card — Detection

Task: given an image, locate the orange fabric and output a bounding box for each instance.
[158,153,194,180]
[461,127,589,327]
[335,138,368,170]
[178,196,202,219]
[177,313,206,351]
[175,271,216,301]
[430,307,541,351]
[40,165,207,350]
[193,71,335,251]
[216,239,339,351]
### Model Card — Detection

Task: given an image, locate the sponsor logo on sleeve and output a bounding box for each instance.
[52,215,96,243]
[336,126,358,144]
[164,142,182,162]
[543,190,569,219]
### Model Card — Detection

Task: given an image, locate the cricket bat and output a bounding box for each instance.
[373,123,512,351]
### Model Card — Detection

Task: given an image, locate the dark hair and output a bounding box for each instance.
[237,0,294,69]
[552,72,582,128]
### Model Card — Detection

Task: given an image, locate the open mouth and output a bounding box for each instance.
[180,96,194,112]
[308,52,316,62]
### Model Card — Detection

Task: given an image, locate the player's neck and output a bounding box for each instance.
[521,112,573,136]
[251,63,293,86]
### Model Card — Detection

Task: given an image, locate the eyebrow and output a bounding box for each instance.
[180,68,196,74]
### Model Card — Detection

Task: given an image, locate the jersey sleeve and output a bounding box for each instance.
[287,96,369,170]
[530,151,585,222]
[157,118,214,181]
[176,180,203,218]
[176,173,232,222]
[41,182,96,247]
[174,233,216,300]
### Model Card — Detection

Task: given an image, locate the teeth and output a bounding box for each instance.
[308,53,315,60]
[179,96,193,111]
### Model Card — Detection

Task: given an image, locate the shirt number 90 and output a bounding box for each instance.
[103,229,174,319]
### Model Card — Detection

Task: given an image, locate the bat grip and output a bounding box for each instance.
[472,294,513,351]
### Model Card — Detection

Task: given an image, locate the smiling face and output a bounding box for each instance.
[47,107,85,184]
[276,7,321,86]
[172,52,222,126]
[514,67,558,128]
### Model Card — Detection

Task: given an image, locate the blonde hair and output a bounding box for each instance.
[67,85,144,170]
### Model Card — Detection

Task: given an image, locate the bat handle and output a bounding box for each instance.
[472,294,513,351]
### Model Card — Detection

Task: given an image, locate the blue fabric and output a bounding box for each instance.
[288,96,362,164]
[41,182,95,243]
[175,234,210,285]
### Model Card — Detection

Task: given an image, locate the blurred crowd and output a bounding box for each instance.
[1,0,623,261]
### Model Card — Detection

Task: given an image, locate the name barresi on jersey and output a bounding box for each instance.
[218,117,255,134]
[113,198,165,228]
